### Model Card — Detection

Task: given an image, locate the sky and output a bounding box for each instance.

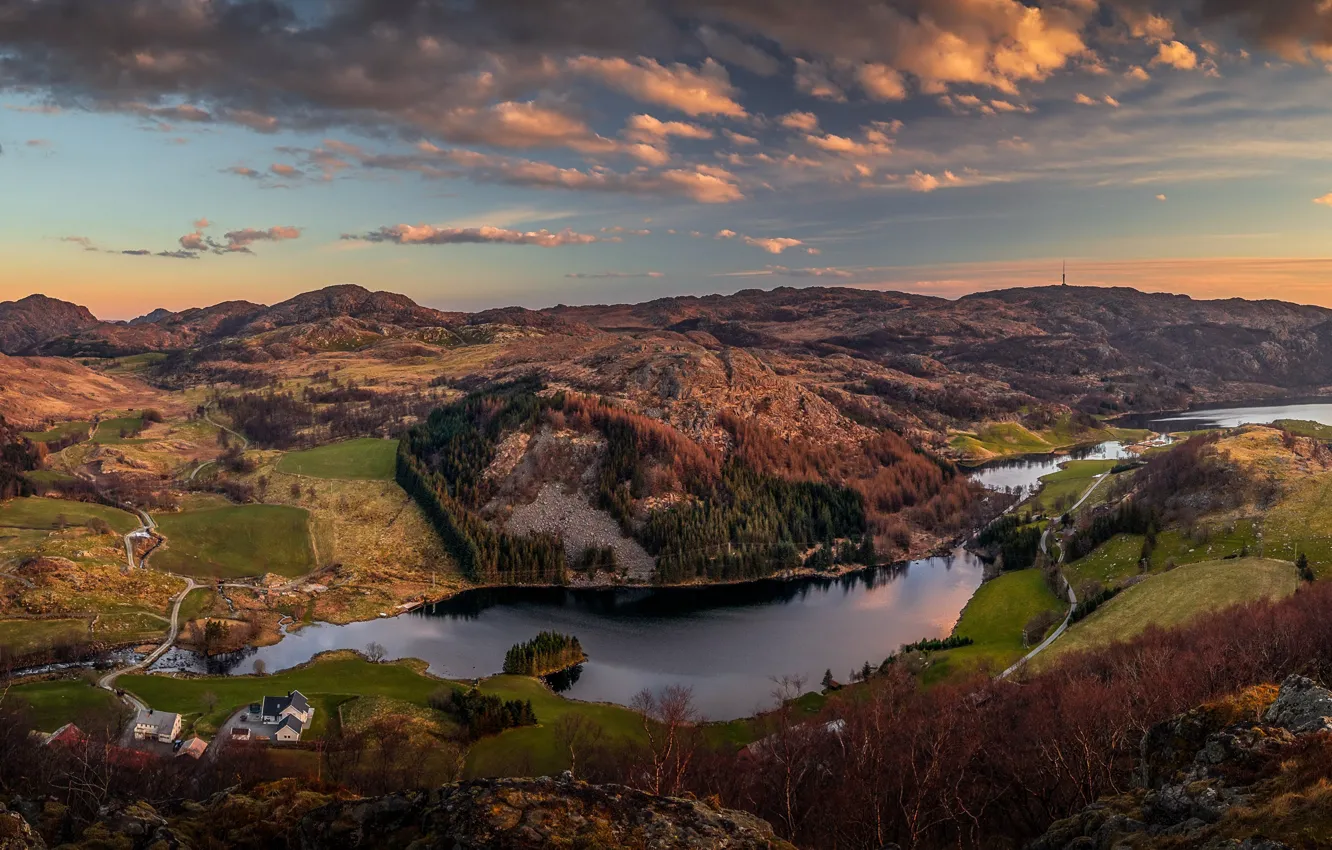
[5,0,1332,319]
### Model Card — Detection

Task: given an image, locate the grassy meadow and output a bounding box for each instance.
[276,438,398,480]
[922,568,1067,684]
[0,497,139,534]
[1040,558,1297,667]
[151,504,315,579]
[7,679,124,734]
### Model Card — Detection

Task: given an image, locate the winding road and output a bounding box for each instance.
[998,471,1109,680]
[188,404,249,481]
[97,576,198,712]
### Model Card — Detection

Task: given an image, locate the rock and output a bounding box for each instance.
[1261,674,1332,733]
[296,775,797,850]
[0,804,45,850]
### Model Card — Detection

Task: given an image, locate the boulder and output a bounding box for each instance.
[1261,674,1332,733]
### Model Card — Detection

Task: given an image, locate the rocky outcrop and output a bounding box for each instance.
[6,776,792,850]
[296,775,795,850]
[1030,675,1332,850]
[0,803,44,850]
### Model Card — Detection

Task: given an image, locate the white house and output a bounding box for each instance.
[260,690,313,725]
[260,690,313,742]
[133,708,181,743]
[274,714,305,742]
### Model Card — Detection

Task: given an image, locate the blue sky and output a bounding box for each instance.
[4,0,1332,318]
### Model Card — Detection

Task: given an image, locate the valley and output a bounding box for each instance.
[4,283,1332,848]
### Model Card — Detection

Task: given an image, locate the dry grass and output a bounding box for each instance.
[0,354,167,428]
[244,458,465,623]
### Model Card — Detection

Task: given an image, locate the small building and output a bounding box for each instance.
[177,737,208,759]
[274,714,304,742]
[260,690,313,726]
[133,708,181,743]
[43,723,85,747]
[230,727,251,741]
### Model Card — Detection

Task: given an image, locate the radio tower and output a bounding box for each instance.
[1061,260,1067,286]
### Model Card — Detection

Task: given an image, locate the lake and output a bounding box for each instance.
[1119,400,1332,433]
[153,437,1135,719]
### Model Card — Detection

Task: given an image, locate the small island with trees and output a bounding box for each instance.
[503,631,588,677]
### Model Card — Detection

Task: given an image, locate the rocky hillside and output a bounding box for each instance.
[0,775,795,849]
[0,295,99,354]
[1032,674,1332,850]
[17,282,1332,455]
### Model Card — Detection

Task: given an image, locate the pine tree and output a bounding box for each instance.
[822,669,835,690]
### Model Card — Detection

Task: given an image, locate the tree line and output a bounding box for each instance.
[502,631,586,677]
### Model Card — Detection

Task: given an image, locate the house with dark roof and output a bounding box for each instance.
[274,714,304,742]
[259,690,313,740]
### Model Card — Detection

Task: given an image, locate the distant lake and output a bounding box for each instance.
[1118,400,1332,433]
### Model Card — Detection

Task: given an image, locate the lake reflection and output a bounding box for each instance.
[168,551,985,720]
[966,440,1133,499]
[151,436,1150,720]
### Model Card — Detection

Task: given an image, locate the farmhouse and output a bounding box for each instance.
[133,708,181,743]
[261,690,313,725]
[258,689,314,741]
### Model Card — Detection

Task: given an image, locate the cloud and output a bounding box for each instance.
[622,114,714,142]
[1075,93,1120,107]
[778,111,820,132]
[803,122,896,157]
[25,138,53,148]
[715,229,805,254]
[855,63,908,101]
[1152,41,1200,71]
[1156,193,1168,201]
[415,101,629,155]
[565,271,665,278]
[1126,65,1151,81]
[60,236,98,252]
[697,26,780,76]
[287,140,745,203]
[723,129,759,146]
[192,218,211,230]
[1314,193,1332,206]
[567,56,746,117]
[270,163,303,178]
[346,224,604,247]
[905,170,964,192]
[222,226,302,252]
[793,58,846,101]
[6,104,61,114]
[224,166,264,180]
[720,265,854,278]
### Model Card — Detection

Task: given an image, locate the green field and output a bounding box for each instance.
[1025,459,1118,515]
[277,438,398,480]
[923,568,1067,683]
[1042,558,1297,666]
[177,588,216,623]
[22,421,91,444]
[1273,419,1332,440]
[0,618,89,653]
[24,470,78,486]
[8,679,124,734]
[92,415,146,445]
[1065,520,1261,590]
[1065,533,1147,588]
[151,504,315,579]
[951,419,1150,462]
[0,497,139,534]
[118,654,647,777]
[1260,475,1332,574]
